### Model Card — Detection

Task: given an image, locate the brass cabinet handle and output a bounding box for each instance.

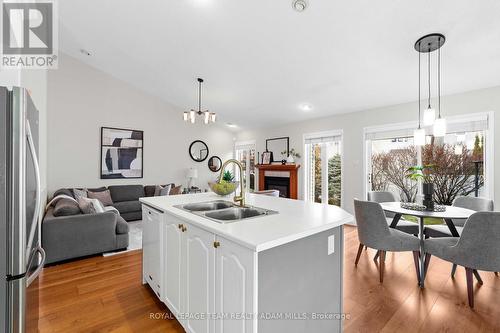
[178,224,184,229]
[213,241,220,248]
[182,226,187,232]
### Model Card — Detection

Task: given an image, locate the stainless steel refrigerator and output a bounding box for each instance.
[1,87,45,333]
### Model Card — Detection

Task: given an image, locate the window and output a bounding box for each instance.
[304,131,343,206]
[364,112,494,204]
[234,141,256,193]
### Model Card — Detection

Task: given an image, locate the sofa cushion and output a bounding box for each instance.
[154,184,172,196]
[53,198,81,217]
[53,188,74,198]
[113,200,141,214]
[170,185,182,195]
[88,189,114,206]
[115,216,129,234]
[108,185,144,202]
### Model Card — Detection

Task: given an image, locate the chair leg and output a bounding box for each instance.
[451,264,457,278]
[355,243,364,266]
[364,245,367,251]
[473,269,483,285]
[465,267,474,308]
[495,272,499,276]
[423,253,431,279]
[379,251,386,283]
[412,251,421,284]
[373,250,380,262]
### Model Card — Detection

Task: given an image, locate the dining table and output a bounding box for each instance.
[379,201,475,287]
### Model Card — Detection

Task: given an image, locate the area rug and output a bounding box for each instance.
[103,220,143,257]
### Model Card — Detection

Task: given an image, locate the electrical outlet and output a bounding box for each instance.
[328,235,335,255]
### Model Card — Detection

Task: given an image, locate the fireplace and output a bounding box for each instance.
[264,176,290,198]
[256,164,300,199]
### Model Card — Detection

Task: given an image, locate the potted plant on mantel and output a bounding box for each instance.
[282,148,301,164]
[407,165,435,211]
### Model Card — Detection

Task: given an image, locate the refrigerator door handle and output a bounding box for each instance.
[26,245,45,287]
[25,119,41,262]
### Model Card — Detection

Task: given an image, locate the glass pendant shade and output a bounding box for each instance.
[204,111,210,124]
[190,111,196,124]
[423,107,435,126]
[210,113,216,123]
[183,112,188,121]
[413,128,426,146]
[433,117,447,137]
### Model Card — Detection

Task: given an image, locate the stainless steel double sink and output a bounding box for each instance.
[174,200,278,223]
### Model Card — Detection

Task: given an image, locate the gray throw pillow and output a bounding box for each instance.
[154,184,171,196]
[53,198,81,216]
[73,188,88,201]
[77,197,105,215]
[88,189,114,206]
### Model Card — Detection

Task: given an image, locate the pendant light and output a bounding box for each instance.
[414,34,446,139]
[433,37,446,137]
[413,41,426,146]
[183,78,216,124]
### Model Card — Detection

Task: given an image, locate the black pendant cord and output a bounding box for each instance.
[418,42,421,128]
[198,80,202,113]
[438,38,441,118]
[427,48,431,109]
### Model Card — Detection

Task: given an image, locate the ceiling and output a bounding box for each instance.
[59,0,500,129]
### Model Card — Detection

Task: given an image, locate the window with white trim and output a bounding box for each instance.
[364,112,493,204]
[304,131,343,206]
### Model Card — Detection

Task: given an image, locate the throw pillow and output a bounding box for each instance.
[53,198,81,216]
[77,197,105,215]
[169,185,182,195]
[154,184,172,196]
[73,188,88,201]
[88,189,114,206]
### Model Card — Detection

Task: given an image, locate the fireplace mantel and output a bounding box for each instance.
[255,164,300,199]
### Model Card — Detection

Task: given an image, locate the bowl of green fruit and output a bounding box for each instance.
[208,170,239,196]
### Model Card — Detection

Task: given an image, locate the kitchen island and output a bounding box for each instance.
[139,192,353,333]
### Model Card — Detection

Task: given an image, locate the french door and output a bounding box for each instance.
[304,131,343,207]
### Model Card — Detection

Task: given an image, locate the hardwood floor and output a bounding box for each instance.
[34,226,500,332]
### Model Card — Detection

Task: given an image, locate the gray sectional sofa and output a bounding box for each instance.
[42,183,175,264]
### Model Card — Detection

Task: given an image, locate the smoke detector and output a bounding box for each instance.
[292,0,307,12]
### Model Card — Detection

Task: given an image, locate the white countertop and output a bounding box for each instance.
[140,193,354,252]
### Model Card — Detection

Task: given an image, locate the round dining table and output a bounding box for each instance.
[379,202,475,287]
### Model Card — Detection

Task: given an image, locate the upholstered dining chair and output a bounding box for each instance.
[425,196,494,238]
[353,199,421,283]
[424,212,500,308]
[424,196,494,277]
[367,191,419,235]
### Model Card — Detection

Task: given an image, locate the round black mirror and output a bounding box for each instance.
[189,140,209,162]
[208,156,222,172]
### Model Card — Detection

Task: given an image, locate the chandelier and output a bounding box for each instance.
[183,78,216,124]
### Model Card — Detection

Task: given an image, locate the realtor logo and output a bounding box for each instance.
[1,0,58,69]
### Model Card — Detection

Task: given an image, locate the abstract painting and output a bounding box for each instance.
[100,127,143,179]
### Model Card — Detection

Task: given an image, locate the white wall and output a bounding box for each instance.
[47,54,234,194]
[237,86,500,214]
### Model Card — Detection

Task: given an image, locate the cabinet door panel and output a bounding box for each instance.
[164,216,183,316]
[185,224,215,333]
[215,238,255,333]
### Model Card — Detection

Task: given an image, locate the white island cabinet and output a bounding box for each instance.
[140,193,353,333]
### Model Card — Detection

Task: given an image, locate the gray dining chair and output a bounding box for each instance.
[424,211,500,308]
[424,196,494,238]
[424,196,494,277]
[367,191,419,236]
[354,199,421,283]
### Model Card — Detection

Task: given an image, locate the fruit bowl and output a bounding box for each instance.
[208,181,239,196]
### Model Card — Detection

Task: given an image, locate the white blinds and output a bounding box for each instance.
[304,132,342,145]
[365,114,489,140]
